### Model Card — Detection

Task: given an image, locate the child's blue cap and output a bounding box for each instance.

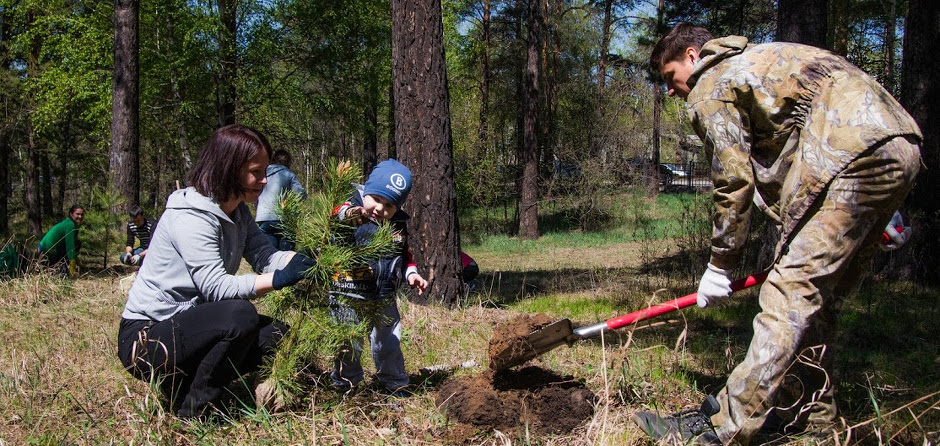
[363,159,412,207]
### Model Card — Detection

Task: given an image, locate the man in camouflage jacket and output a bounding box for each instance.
[634,23,922,445]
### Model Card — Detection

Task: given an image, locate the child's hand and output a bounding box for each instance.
[344,206,365,225]
[408,273,428,295]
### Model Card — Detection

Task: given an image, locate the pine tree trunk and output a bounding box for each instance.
[478,0,491,157]
[40,151,52,218]
[777,0,827,49]
[26,120,41,236]
[110,0,140,208]
[391,0,463,306]
[900,0,940,284]
[0,129,8,238]
[519,0,540,240]
[25,11,41,236]
[218,0,237,126]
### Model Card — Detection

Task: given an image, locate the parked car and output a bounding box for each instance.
[658,163,689,185]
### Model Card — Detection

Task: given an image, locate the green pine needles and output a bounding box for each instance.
[258,159,398,409]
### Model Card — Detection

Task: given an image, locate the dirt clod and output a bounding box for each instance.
[487,313,555,370]
[436,366,596,438]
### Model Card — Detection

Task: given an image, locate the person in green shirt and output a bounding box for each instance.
[37,205,85,276]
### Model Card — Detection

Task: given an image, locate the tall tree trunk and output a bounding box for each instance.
[518,0,540,240]
[649,0,664,195]
[0,128,8,238]
[25,120,41,236]
[542,0,559,173]
[650,81,662,194]
[56,120,69,215]
[25,11,41,236]
[0,9,10,238]
[40,151,52,218]
[883,0,897,94]
[110,0,140,208]
[478,0,491,156]
[900,0,940,284]
[391,0,463,306]
[362,90,378,175]
[217,0,237,126]
[777,0,828,49]
[831,0,849,56]
[597,0,612,101]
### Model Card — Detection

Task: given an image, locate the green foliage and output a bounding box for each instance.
[260,159,398,404]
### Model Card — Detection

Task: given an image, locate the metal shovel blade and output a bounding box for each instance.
[489,318,574,371]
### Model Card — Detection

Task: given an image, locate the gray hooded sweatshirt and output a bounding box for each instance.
[122,187,291,321]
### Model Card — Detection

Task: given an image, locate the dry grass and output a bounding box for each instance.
[1,240,938,445]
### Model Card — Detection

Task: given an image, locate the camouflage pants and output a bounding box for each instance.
[713,136,921,445]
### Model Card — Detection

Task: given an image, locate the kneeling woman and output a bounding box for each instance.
[117,124,315,418]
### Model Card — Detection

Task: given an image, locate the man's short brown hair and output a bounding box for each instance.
[187,124,273,202]
[649,22,714,72]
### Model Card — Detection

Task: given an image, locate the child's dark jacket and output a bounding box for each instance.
[330,185,418,301]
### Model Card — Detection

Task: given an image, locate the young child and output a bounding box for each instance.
[329,159,428,396]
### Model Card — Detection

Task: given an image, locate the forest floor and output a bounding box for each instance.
[2,194,939,445]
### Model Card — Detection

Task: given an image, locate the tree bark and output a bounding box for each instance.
[110,0,140,208]
[0,9,10,238]
[40,151,52,218]
[518,0,540,240]
[478,0,491,156]
[900,0,940,283]
[776,0,828,49]
[362,93,378,176]
[0,129,8,238]
[391,0,463,306]
[217,0,237,126]
[883,0,896,94]
[25,11,41,236]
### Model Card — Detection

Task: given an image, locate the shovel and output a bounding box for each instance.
[490,271,769,370]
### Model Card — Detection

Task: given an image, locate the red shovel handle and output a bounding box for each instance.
[605,271,769,331]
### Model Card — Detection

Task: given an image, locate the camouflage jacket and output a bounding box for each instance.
[686,36,922,269]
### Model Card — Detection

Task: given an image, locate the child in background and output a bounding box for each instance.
[330,159,427,396]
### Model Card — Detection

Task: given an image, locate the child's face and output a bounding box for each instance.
[362,194,397,221]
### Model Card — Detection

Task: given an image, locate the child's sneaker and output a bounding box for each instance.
[633,395,722,445]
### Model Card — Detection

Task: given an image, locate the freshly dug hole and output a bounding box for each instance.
[436,366,596,437]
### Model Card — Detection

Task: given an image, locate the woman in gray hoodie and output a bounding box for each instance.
[117,124,316,419]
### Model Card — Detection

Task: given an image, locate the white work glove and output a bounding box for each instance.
[697,263,734,308]
[880,211,912,251]
[131,255,141,265]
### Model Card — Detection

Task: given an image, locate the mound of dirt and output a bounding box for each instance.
[487,313,555,370]
[436,366,596,438]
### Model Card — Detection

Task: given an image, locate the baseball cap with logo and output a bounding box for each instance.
[363,159,412,207]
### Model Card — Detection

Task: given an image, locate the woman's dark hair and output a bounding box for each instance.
[187,124,273,202]
[649,22,714,72]
[68,204,84,215]
[271,149,292,168]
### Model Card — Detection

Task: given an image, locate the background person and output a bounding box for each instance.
[116,124,317,419]
[255,149,307,250]
[633,23,922,445]
[120,205,157,266]
[37,205,85,277]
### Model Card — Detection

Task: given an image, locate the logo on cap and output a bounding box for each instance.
[389,173,407,191]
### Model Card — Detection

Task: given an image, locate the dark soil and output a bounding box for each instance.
[436,366,596,439]
[487,313,555,370]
